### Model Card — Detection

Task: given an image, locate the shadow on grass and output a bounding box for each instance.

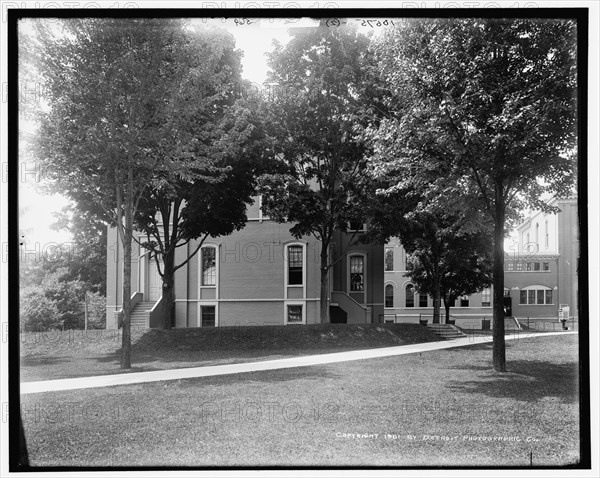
[20,356,71,367]
[445,359,578,403]
[177,365,341,388]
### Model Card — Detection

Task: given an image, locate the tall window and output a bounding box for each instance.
[545,220,549,248]
[481,288,491,307]
[350,255,364,291]
[288,245,303,285]
[535,222,539,245]
[526,232,530,246]
[201,247,216,286]
[384,248,393,271]
[405,284,415,307]
[385,284,394,308]
[419,293,428,307]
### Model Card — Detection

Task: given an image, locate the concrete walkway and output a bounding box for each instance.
[20,330,577,395]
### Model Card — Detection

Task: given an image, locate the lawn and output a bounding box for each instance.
[19,323,443,382]
[20,333,580,468]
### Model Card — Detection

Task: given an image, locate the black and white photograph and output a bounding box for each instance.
[2,2,597,475]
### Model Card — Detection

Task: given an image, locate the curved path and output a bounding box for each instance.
[21,331,577,395]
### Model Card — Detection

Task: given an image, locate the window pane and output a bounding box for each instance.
[482,288,491,307]
[288,246,303,285]
[350,256,364,291]
[406,285,414,307]
[460,296,469,307]
[525,262,532,271]
[385,285,394,308]
[520,291,527,304]
[528,290,536,304]
[534,262,540,271]
[419,293,428,307]
[201,248,216,286]
[201,306,215,327]
[287,305,303,323]
[543,262,550,271]
[507,263,514,271]
[537,290,544,304]
[384,248,393,271]
[545,290,553,304]
[516,262,523,271]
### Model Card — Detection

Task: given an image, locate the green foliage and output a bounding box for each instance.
[260,24,377,245]
[368,17,577,219]
[20,286,61,332]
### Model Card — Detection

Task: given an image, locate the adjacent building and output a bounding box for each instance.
[383,196,579,328]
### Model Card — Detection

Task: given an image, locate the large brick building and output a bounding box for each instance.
[105,196,384,328]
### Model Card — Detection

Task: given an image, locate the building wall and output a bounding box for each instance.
[106,206,383,327]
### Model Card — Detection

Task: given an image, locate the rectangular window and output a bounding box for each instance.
[349,221,365,232]
[543,262,550,271]
[507,263,514,271]
[520,291,527,304]
[525,262,532,271]
[481,288,491,307]
[537,290,545,304]
[534,262,541,271]
[419,293,428,307]
[287,304,303,323]
[350,256,364,291]
[545,290,553,304]
[201,248,216,286]
[288,245,303,285]
[528,290,536,304]
[384,248,393,271]
[460,296,469,307]
[385,285,394,308]
[516,262,523,271]
[201,306,216,327]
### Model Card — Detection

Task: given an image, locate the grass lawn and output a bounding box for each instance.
[20,333,580,468]
[20,323,443,382]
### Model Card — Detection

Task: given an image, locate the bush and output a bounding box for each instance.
[20,286,62,332]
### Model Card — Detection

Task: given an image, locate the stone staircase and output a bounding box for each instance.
[426,323,467,339]
[129,301,154,328]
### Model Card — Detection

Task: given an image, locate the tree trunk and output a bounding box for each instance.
[444,300,451,324]
[161,265,175,330]
[320,245,330,324]
[119,167,134,370]
[492,190,506,372]
[432,281,441,324]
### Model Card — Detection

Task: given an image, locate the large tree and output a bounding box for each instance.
[367,18,577,371]
[259,23,381,323]
[134,92,273,329]
[31,18,203,368]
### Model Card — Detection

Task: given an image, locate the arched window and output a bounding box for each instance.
[405,284,415,307]
[385,284,394,308]
[545,220,549,248]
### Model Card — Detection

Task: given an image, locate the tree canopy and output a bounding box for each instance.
[366,18,577,371]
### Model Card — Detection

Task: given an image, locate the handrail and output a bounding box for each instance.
[331,291,368,323]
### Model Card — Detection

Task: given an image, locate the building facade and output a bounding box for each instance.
[383,196,579,327]
[106,197,384,328]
